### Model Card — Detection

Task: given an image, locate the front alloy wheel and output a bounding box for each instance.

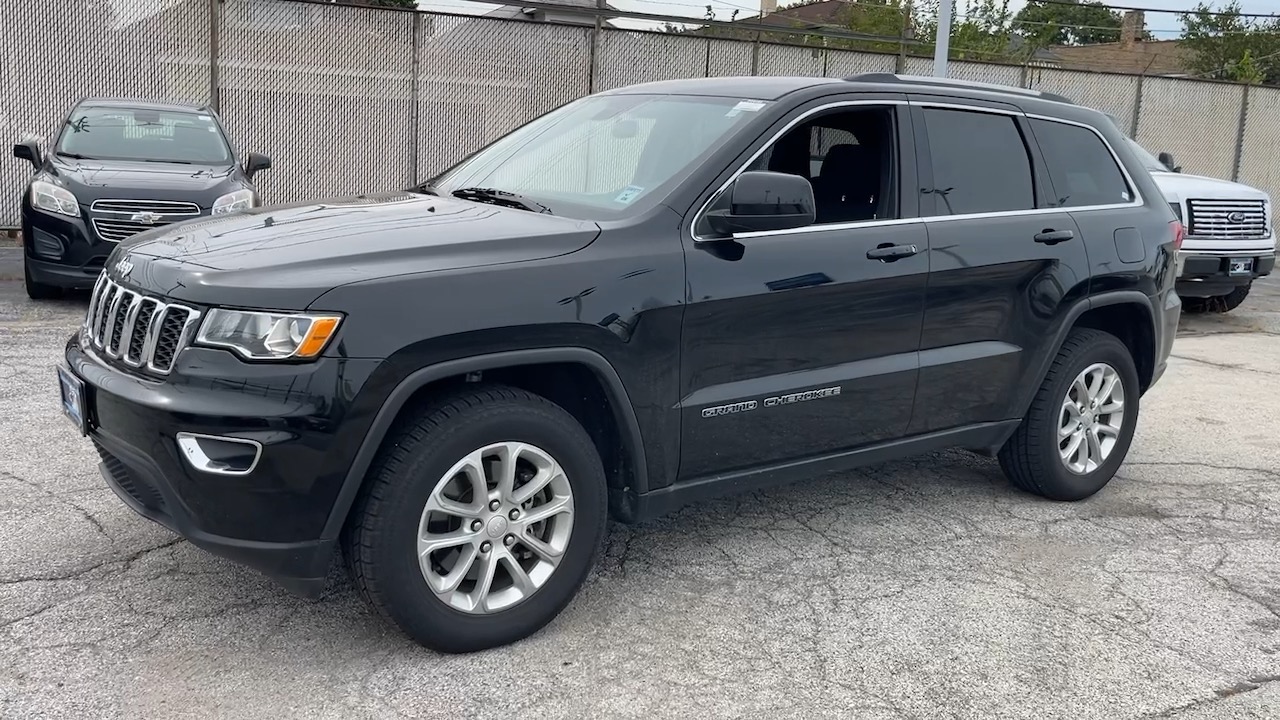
[418,442,574,614]
[344,385,607,653]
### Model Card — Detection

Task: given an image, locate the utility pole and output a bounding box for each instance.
[933,0,952,77]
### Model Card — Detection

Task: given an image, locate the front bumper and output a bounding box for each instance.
[64,330,383,597]
[22,206,115,289]
[1176,249,1275,298]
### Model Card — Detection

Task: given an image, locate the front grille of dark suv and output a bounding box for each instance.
[84,273,201,375]
[89,199,201,243]
[1186,199,1270,240]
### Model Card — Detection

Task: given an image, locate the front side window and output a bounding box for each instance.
[922,108,1034,216]
[1032,119,1133,208]
[429,94,765,221]
[56,106,233,165]
[728,105,897,228]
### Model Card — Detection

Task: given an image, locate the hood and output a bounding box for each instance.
[46,156,247,208]
[1149,171,1271,204]
[109,192,601,309]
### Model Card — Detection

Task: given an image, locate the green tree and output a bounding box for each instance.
[1012,0,1125,47]
[1180,1,1280,84]
[915,0,1022,62]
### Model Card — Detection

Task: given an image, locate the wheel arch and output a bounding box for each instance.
[1012,291,1156,426]
[320,348,650,541]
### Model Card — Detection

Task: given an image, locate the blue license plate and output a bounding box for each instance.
[57,366,87,436]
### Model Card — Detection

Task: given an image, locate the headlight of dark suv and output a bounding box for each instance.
[196,309,342,360]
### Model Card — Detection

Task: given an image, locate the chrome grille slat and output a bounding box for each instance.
[83,273,201,375]
[91,199,201,215]
[1187,198,1270,240]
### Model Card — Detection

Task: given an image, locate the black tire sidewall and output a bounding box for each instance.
[1034,334,1141,501]
[365,399,607,651]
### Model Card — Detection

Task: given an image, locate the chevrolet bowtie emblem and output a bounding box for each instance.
[131,211,162,224]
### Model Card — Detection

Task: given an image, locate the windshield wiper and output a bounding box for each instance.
[451,187,553,215]
[56,151,98,160]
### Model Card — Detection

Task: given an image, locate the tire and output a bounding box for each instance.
[23,257,62,300]
[999,328,1140,501]
[1181,282,1251,315]
[343,385,608,653]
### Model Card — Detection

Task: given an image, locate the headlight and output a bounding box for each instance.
[196,309,342,360]
[31,180,80,217]
[212,189,255,215]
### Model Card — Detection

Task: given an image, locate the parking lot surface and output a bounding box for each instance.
[2,263,1279,719]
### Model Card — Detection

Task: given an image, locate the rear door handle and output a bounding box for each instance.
[866,243,920,262]
[1034,229,1075,244]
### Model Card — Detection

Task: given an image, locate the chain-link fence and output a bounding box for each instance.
[5,0,1280,227]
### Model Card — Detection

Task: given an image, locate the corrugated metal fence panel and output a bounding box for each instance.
[825,49,897,77]
[418,18,589,181]
[1237,85,1280,206]
[1026,68,1140,136]
[948,60,1022,87]
[596,30,708,91]
[757,44,825,77]
[1135,77,1244,182]
[707,39,755,77]
[217,0,414,205]
[1,0,210,226]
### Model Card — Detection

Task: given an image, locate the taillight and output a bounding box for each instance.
[1171,220,1184,251]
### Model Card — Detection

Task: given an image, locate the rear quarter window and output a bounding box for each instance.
[1030,118,1133,208]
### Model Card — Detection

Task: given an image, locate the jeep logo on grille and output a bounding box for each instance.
[1227,211,1247,223]
[130,211,162,224]
[114,256,133,277]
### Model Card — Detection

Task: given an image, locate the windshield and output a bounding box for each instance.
[56,106,233,165]
[428,93,768,220]
[1125,137,1169,173]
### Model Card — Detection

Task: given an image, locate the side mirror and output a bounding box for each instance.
[705,171,815,237]
[1157,151,1181,173]
[13,139,42,169]
[245,152,272,178]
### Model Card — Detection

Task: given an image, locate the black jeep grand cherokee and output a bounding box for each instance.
[59,74,1181,652]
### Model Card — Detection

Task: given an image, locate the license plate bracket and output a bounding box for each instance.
[57,366,88,436]
[1228,257,1254,277]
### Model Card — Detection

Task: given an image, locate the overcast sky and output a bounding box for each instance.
[416,0,1280,37]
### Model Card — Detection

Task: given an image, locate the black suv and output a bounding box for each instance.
[58,74,1181,653]
[14,98,271,299]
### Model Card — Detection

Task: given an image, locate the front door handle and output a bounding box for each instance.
[866,243,920,262]
[1034,229,1075,244]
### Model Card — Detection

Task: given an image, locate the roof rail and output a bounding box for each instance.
[844,73,1075,105]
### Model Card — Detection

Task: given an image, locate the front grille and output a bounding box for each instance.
[91,199,201,215]
[1186,199,1270,239]
[84,273,201,375]
[89,199,202,243]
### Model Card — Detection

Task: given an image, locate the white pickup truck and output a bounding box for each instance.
[1125,138,1275,313]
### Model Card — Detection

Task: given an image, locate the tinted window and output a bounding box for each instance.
[56,106,232,165]
[737,107,896,226]
[1033,119,1133,207]
[922,108,1034,216]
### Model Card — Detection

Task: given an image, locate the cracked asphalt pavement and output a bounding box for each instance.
[2,256,1280,718]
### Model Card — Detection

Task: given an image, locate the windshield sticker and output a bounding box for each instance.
[726,100,767,118]
[614,185,644,204]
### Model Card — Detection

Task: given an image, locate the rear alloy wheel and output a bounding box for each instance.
[999,328,1139,501]
[343,386,606,653]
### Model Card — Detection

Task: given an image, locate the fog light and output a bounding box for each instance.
[176,432,262,476]
[31,228,65,260]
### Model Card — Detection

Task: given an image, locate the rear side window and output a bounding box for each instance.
[921,108,1034,216]
[1030,119,1133,208]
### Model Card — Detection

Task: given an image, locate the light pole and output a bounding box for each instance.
[933,0,953,77]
